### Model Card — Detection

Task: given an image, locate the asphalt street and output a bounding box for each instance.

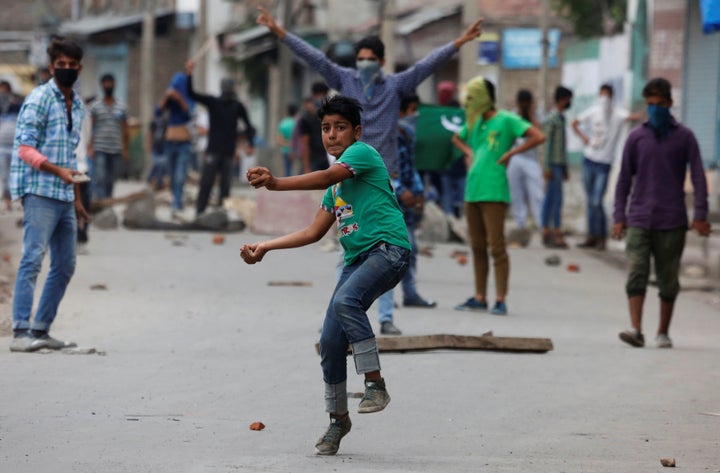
[0,193,719,473]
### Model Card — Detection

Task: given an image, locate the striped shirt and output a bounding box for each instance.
[89,98,127,153]
[282,33,458,176]
[10,79,85,202]
[540,110,567,169]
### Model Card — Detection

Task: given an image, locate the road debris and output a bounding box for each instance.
[249,422,265,431]
[660,457,676,467]
[267,281,312,287]
[545,255,561,266]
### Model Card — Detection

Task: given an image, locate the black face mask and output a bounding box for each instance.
[103,87,114,98]
[53,68,78,88]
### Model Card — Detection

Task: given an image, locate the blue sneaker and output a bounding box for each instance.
[490,301,507,315]
[454,297,488,312]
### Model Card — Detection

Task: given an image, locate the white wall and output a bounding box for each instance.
[562,32,631,160]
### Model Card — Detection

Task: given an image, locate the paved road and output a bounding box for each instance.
[1,198,719,472]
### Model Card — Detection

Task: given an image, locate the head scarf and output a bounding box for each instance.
[437,81,457,106]
[464,76,494,131]
[169,72,195,112]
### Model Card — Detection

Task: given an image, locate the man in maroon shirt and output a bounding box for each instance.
[613,77,711,349]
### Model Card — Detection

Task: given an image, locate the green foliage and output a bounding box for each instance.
[552,0,627,38]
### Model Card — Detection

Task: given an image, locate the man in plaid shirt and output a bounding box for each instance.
[9,37,90,352]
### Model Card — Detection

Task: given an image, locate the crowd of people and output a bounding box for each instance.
[1,13,712,458]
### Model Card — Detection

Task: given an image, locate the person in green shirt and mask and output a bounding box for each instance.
[452,76,545,315]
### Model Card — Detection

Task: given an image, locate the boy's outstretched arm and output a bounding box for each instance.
[246,164,352,191]
[240,209,335,264]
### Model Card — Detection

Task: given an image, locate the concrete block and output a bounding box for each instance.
[252,189,328,236]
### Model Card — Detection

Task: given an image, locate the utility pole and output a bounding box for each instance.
[379,0,396,73]
[459,0,480,83]
[140,0,155,175]
[268,0,293,152]
[196,0,208,92]
[538,0,550,116]
[277,0,293,117]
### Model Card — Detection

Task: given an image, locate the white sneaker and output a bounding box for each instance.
[655,334,673,348]
[9,334,48,352]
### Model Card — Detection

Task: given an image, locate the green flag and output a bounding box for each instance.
[414,103,466,171]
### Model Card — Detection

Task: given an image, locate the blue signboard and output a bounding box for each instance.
[478,40,500,65]
[502,28,561,69]
[700,0,720,33]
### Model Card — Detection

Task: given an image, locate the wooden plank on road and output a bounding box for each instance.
[378,334,553,353]
[315,334,553,355]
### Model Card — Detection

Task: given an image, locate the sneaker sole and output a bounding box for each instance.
[454,306,488,312]
[358,397,390,414]
[9,342,49,353]
[619,332,644,347]
[44,342,78,350]
[315,448,338,456]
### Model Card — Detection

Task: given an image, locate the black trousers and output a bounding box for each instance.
[196,153,233,214]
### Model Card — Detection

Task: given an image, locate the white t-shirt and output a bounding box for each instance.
[576,103,629,165]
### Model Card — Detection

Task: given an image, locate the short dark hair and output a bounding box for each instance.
[354,36,385,60]
[311,81,329,96]
[554,85,573,102]
[287,103,299,116]
[642,77,672,101]
[484,79,496,103]
[317,95,363,129]
[400,93,420,113]
[47,37,83,63]
[0,80,11,91]
[516,89,533,103]
[599,83,614,97]
[100,73,115,83]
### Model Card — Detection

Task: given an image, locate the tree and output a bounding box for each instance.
[552,0,627,38]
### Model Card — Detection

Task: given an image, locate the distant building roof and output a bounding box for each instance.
[396,3,462,36]
[58,8,173,37]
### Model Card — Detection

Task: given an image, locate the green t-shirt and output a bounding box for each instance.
[459,110,531,203]
[321,141,411,265]
[278,116,296,154]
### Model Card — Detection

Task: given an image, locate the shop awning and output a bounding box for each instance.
[58,8,174,37]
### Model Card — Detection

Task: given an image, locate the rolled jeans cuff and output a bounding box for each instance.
[324,380,348,415]
[351,337,380,374]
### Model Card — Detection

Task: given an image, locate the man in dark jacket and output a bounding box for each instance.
[185,60,255,215]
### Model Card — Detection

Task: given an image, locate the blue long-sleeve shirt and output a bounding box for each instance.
[613,120,708,229]
[393,121,424,226]
[281,33,458,176]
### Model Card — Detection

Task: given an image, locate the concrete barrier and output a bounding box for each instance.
[251,189,330,236]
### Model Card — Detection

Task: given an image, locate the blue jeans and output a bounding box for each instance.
[147,151,168,189]
[378,222,420,323]
[13,194,77,331]
[320,243,410,384]
[91,150,120,200]
[541,164,566,229]
[0,146,12,201]
[282,150,293,177]
[165,141,191,210]
[582,158,611,238]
